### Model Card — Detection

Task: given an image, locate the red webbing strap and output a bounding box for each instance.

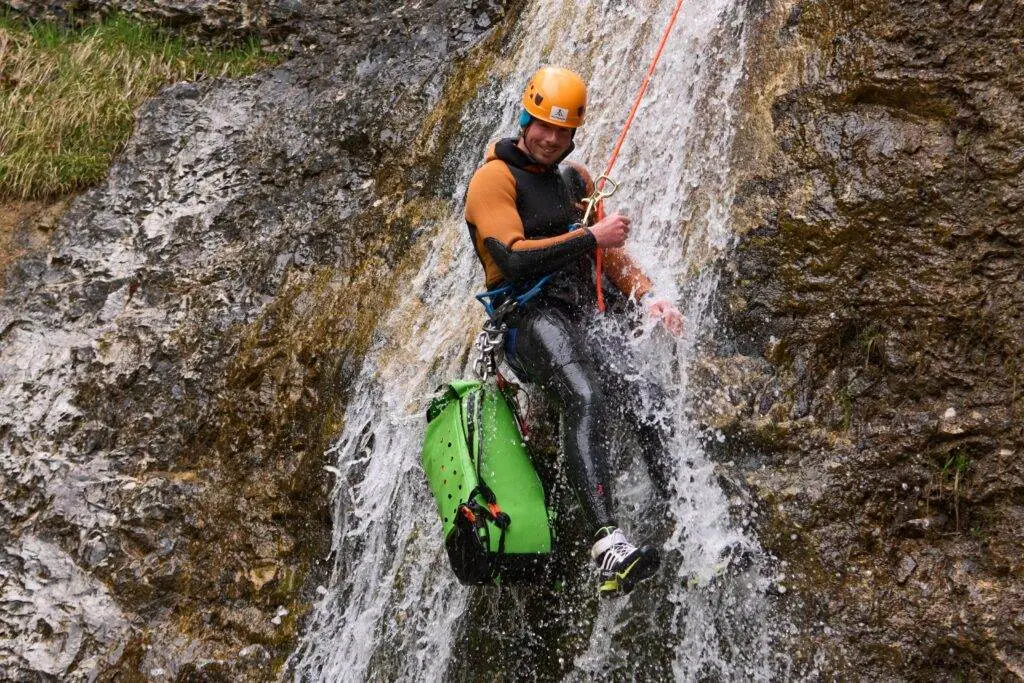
[595,199,607,311]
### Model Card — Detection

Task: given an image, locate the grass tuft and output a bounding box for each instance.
[0,12,279,199]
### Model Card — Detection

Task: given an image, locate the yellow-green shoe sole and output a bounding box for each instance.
[598,548,660,597]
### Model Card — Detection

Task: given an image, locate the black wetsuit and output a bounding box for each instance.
[465,138,674,534]
[506,298,674,531]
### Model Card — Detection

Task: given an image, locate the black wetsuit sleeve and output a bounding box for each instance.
[466,160,597,287]
[483,231,597,285]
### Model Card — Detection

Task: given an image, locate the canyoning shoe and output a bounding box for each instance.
[591,527,660,596]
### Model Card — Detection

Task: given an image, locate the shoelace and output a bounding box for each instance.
[600,543,637,571]
[596,531,637,571]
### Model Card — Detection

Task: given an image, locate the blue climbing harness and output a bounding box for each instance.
[475,219,583,318]
[472,221,582,375]
[472,273,555,377]
[474,273,555,318]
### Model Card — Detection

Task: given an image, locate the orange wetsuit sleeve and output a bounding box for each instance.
[465,160,597,286]
[602,247,653,300]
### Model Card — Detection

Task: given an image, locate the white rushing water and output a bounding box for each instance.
[292,0,803,679]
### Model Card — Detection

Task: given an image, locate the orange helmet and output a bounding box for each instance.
[520,66,587,129]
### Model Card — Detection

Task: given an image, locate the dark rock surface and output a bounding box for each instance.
[712,0,1024,677]
[0,0,513,678]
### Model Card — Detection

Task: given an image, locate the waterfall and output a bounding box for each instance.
[291,0,805,679]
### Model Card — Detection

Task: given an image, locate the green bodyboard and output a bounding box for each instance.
[422,380,551,555]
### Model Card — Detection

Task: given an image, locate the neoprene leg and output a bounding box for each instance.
[512,306,616,533]
[552,360,615,532]
[587,321,677,498]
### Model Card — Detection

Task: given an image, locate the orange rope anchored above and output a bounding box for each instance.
[592,0,686,312]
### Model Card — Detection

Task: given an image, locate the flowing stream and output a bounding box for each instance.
[292,0,807,679]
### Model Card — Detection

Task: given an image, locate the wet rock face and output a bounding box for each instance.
[0,0,511,679]
[714,0,1023,676]
[6,0,303,43]
[5,0,507,49]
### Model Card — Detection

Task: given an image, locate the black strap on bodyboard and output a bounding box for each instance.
[463,387,510,581]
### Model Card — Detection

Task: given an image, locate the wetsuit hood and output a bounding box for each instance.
[486,137,576,171]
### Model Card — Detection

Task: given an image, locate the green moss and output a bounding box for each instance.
[836,386,853,432]
[403,0,528,195]
[942,452,971,478]
[0,11,280,199]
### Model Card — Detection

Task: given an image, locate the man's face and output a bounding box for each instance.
[521,119,575,165]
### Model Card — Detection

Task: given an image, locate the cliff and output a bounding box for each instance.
[1,0,512,677]
[2,0,1021,678]
[712,0,1024,676]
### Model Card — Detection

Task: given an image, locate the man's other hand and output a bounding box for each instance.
[648,299,683,336]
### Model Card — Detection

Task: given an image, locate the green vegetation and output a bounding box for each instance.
[941,450,972,531]
[0,12,279,199]
[835,385,853,431]
[942,451,971,479]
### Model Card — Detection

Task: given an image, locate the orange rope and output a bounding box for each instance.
[594,0,686,311]
[595,199,607,310]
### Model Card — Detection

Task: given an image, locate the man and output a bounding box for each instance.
[464,66,684,595]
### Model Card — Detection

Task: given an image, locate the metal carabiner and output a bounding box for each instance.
[472,318,507,379]
[580,174,619,226]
